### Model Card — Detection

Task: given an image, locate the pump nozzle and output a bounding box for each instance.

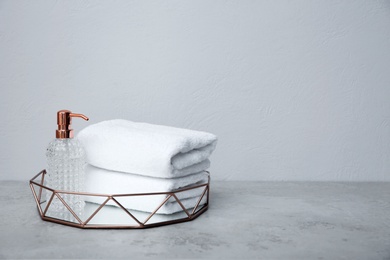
[70,113,89,121]
[56,110,89,138]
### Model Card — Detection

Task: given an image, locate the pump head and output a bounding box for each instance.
[56,110,89,138]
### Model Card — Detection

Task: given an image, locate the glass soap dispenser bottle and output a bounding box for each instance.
[45,110,89,222]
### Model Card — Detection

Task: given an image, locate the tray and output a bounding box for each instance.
[29,170,210,229]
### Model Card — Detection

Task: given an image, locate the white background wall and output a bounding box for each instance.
[1,0,390,181]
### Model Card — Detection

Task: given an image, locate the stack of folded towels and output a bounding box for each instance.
[77,119,217,214]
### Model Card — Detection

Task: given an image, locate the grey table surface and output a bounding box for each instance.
[0,181,389,259]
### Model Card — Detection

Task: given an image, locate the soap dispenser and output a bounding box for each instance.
[45,110,89,221]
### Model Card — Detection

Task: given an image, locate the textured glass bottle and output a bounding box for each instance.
[45,110,89,222]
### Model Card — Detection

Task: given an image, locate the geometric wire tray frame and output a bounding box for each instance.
[29,169,210,229]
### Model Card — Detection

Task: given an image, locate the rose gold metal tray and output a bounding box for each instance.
[29,170,210,229]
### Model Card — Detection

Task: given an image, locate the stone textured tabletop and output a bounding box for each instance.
[0,181,389,259]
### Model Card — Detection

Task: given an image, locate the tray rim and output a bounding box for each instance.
[29,169,210,229]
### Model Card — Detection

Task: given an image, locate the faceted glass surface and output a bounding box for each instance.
[45,138,86,222]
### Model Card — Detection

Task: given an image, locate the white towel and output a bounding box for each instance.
[84,165,209,214]
[78,119,217,178]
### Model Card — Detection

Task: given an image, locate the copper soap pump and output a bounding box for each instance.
[46,109,89,220]
[56,110,89,138]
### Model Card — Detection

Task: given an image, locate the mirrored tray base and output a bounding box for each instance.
[29,170,209,229]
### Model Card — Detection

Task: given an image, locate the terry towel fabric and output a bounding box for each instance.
[84,165,209,214]
[78,119,217,178]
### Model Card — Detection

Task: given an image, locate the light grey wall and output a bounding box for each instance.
[1,0,390,181]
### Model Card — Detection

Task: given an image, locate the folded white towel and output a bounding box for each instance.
[78,119,217,178]
[84,165,209,214]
